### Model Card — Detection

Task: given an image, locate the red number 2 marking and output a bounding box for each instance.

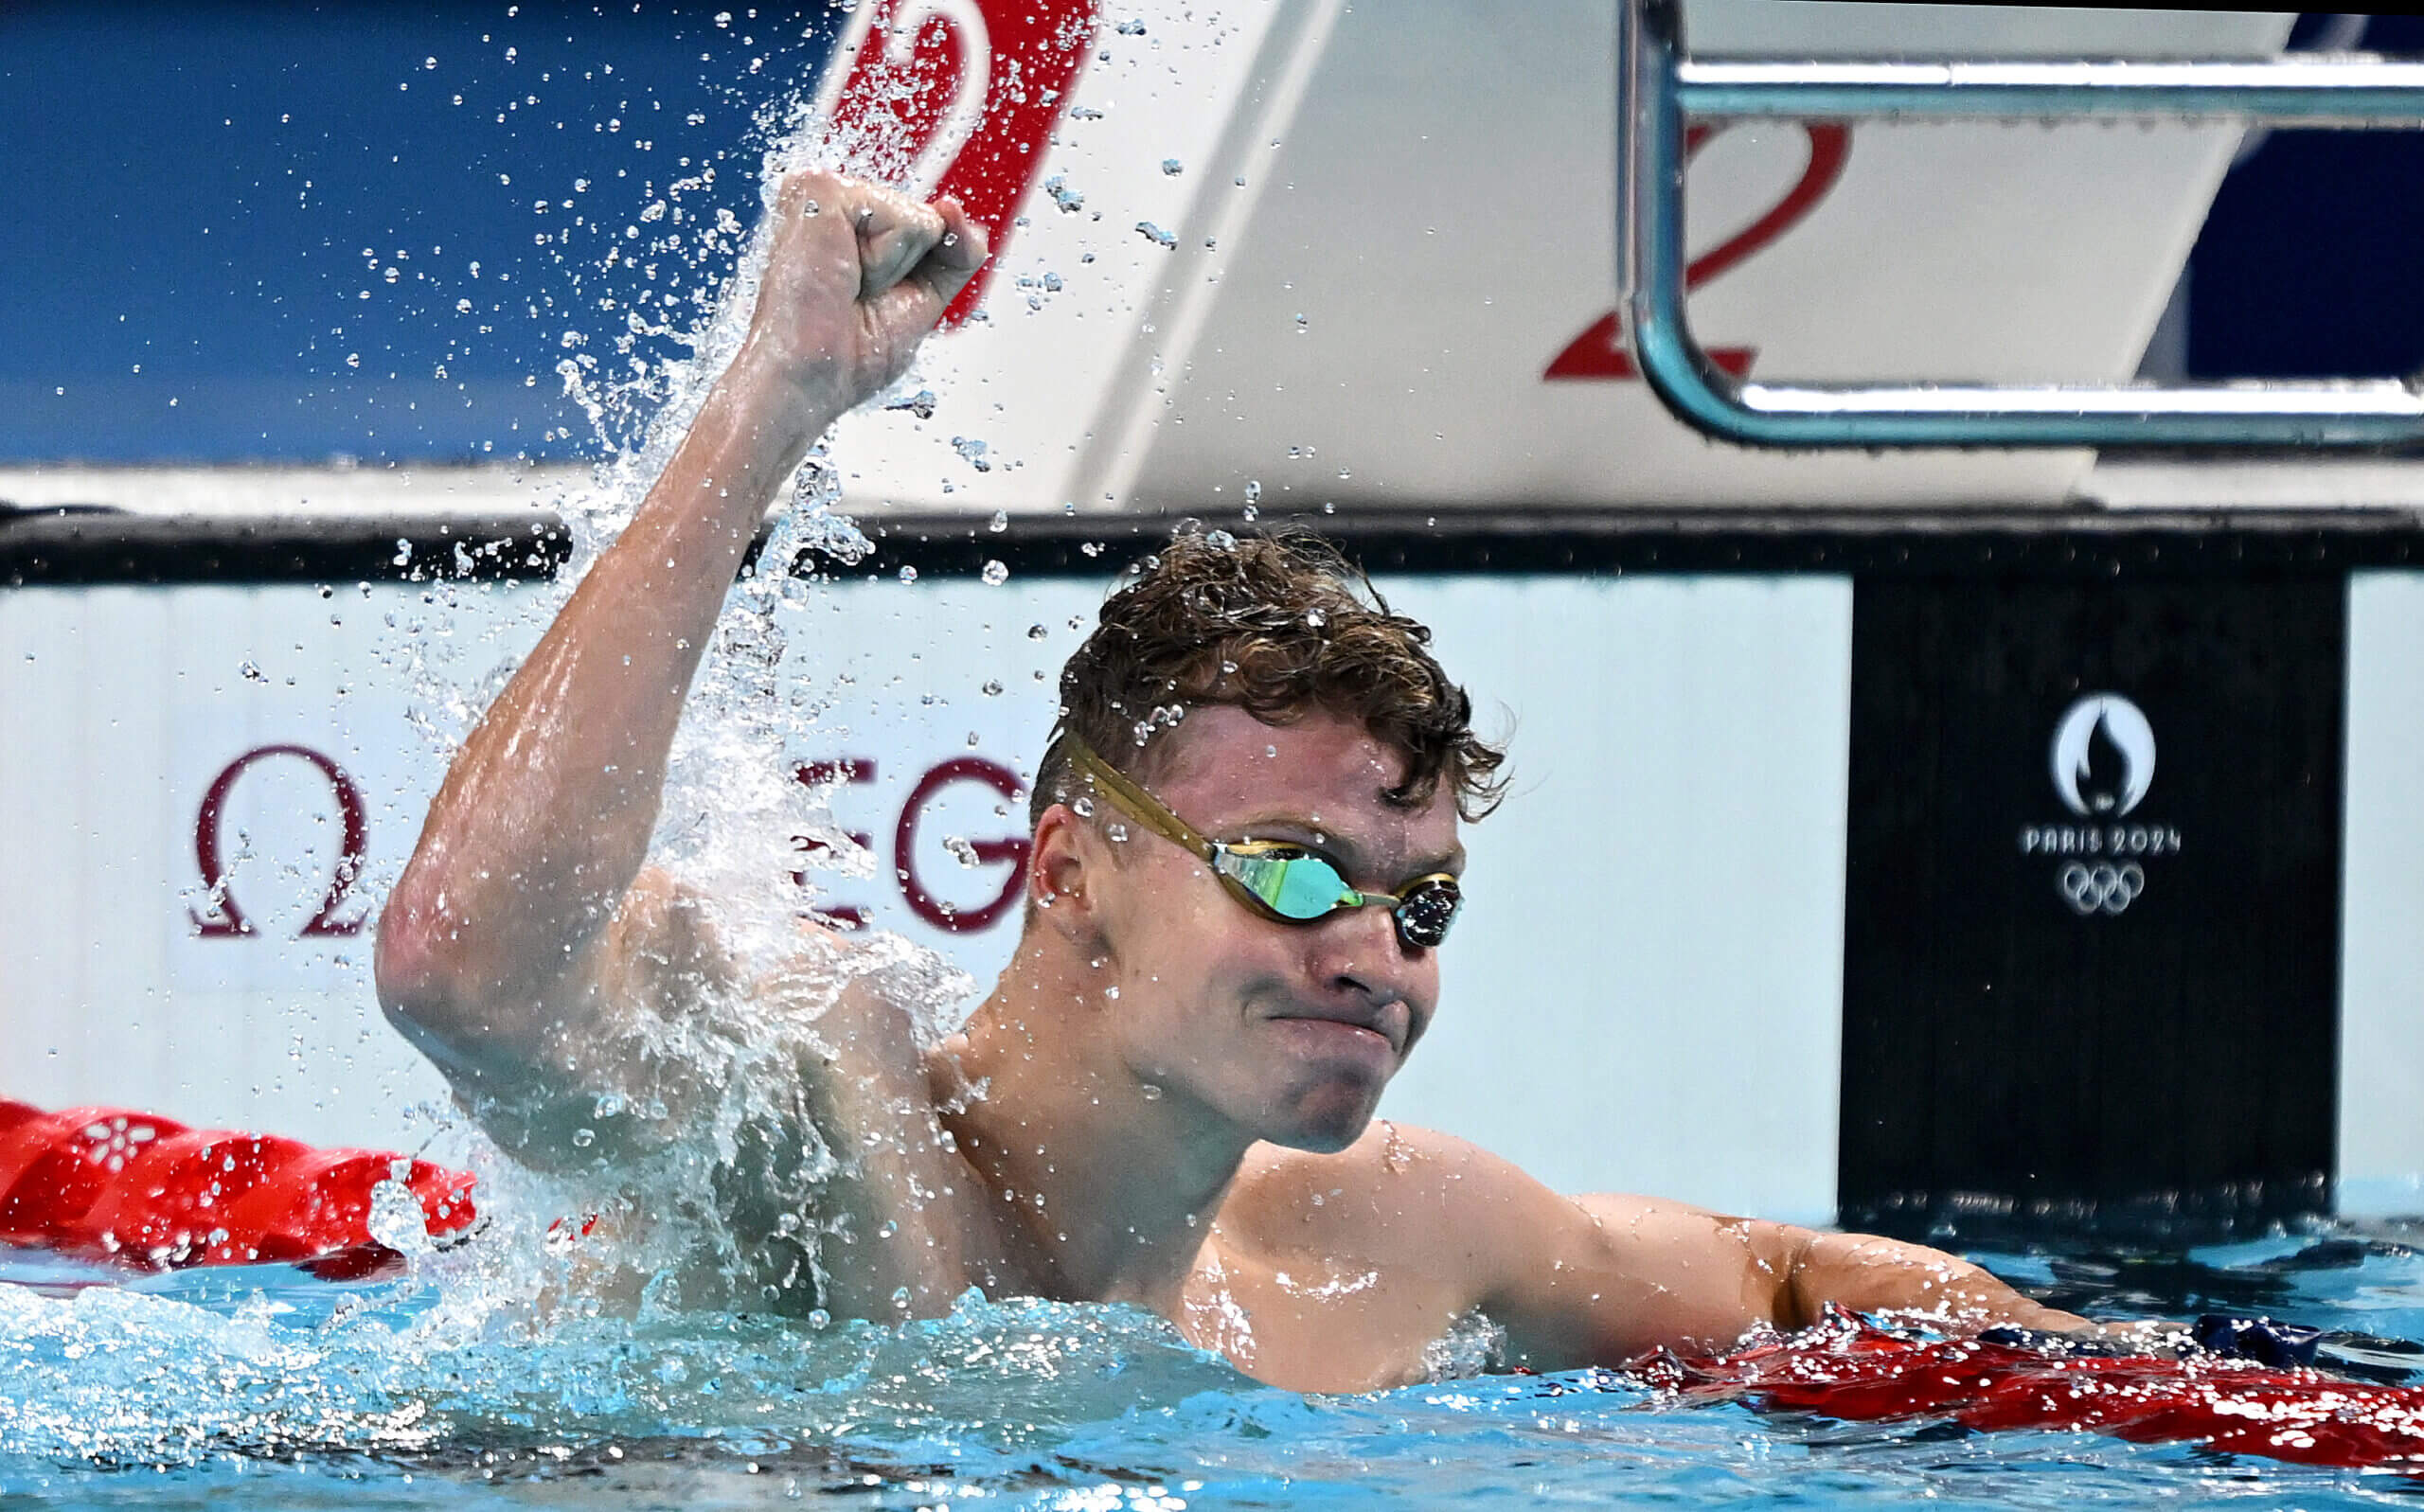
[1544,122,1851,382]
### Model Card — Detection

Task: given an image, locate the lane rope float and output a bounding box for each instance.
[1624,1304,2424,1469]
[0,1099,475,1280]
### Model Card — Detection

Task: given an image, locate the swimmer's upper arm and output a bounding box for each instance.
[1450,1163,1784,1367]
[380,863,851,1167]
[1326,1129,1794,1369]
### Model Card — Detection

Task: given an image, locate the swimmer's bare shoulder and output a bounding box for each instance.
[1209,1122,1680,1382]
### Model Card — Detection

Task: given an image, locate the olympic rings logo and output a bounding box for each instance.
[2059,862,2145,916]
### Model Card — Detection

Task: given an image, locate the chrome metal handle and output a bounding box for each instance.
[1618,0,2424,449]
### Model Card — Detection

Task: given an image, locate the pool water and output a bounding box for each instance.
[10,1221,2424,1509]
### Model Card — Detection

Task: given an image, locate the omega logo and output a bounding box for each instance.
[793,756,1032,934]
[188,745,371,938]
[186,745,1032,943]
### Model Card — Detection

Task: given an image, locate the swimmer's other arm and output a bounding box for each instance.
[1518,1188,2088,1365]
[373,173,988,1158]
[1328,1129,2082,1371]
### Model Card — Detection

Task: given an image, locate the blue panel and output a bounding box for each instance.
[2185,13,2424,383]
[0,3,846,462]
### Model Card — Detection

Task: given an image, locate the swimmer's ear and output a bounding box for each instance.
[1026,803,1100,942]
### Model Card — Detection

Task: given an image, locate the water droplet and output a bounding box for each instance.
[1133,221,1176,250]
[898,565,918,584]
[982,679,1004,696]
[571,1127,596,1147]
[239,661,267,683]
[890,1286,912,1309]
[1108,822,1129,843]
[981,559,1009,586]
[988,509,1008,533]
[1139,1082,1162,1100]
[1205,528,1237,549]
[593,1093,625,1118]
[1161,157,1184,175]
[944,835,981,867]
[1027,623,1048,640]
[1306,608,1327,628]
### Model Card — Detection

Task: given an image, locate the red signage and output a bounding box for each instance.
[821,0,1101,327]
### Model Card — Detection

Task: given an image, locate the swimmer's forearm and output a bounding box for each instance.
[379,350,836,1025]
[1779,1230,2085,1333]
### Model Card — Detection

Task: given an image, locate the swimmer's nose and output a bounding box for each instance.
[1319,908,1428,1047]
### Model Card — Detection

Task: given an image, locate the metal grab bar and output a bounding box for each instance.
[1678,60,2424,127]
[1619,0,2424,450]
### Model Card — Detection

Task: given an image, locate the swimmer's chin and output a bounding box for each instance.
[1256,1090,1388,1155]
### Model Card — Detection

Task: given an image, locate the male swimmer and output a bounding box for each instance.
[376,171,2084,1391]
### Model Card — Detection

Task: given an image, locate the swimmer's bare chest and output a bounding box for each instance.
[1177,1236,1487,1392]
[931,1165,1482,1393]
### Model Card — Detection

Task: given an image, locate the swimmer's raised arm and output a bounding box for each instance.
[375,172,988,1147]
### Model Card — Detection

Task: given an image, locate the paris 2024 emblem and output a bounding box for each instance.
[2018,693,2183,916]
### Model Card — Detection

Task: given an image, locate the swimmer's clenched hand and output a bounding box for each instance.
[739,171,989,427]
[379,172,986,1171]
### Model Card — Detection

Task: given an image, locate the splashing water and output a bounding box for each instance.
[16,1230,2424,1506]
[361,48,1016,1331]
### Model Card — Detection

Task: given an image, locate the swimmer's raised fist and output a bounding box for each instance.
[740,169,989,424]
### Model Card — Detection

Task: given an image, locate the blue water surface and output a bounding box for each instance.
[11,1223,2424,1509]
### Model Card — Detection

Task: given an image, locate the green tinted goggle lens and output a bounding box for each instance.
[1213,845,1462,950]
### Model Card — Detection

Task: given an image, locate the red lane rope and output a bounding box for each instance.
[0,1100,474,1279]
[1642,1307,2424,1469]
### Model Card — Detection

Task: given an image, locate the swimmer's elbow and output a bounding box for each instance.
[374,905,556,1096]
[373,877,490,1046]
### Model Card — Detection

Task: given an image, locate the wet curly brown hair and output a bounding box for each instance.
[1031,528,1506,826]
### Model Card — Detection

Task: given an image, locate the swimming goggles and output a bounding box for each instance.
[1059,733,1462,950]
